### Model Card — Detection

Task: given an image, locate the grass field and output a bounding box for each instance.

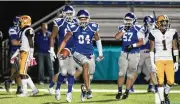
[0,83,180,104]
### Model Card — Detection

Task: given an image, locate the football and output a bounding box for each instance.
[60,48,70,58]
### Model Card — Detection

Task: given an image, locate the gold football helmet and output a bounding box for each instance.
[19,15,31,28]
[156,15,170,30]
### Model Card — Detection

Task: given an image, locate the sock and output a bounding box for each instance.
[27,77,37,91]
[154,84,158,93]
[49,81,55,88]
[125,89,129,94]
[17,86,21,90]
[158,87,164,102]
[67,74,74,93]
[155,92,160,104]
[22,79,28,94]
[56,74,65,90]
[164,84,171,95]
[118,86,122,93]
[148,84,153,90]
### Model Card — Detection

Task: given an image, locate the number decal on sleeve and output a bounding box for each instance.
[123,32,133,41]
[78,35,90,44]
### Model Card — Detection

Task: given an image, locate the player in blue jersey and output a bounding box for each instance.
[57,9,103,102]
[48,5,82,102]
[4,15,22,94]
[137,16,158,93]
[130,16,158,94]
[115,12,143,100]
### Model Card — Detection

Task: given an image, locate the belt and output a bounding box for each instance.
[141,50,149,53]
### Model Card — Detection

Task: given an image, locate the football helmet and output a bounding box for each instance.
[76,10,90,27]
[156,15,170,30]
[62,5,75,22]
[143,16,155,31]
[124,12,136,27]
[19,15,31,29]
[13,15,21,26]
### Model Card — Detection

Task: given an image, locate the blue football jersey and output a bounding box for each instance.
[8,26,20,52]
[119,25,141,53]
[67,22,99,57]
[139,26,150,50]
[53,18,77,49]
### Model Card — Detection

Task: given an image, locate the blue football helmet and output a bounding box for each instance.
[124,12,136,26]
[13,15,20,26]
[62,5,75,22]
[143,16,155,30]
[76,10,90,27]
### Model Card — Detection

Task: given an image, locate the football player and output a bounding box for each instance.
[149,15,179,104]
[132,16,158,93]
[115,12,143,100]
[57,9,103,102]
[16,15,38,97]
[48,5,82,102]
[4,16,22,94]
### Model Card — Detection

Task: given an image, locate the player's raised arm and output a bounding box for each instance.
[115,26,126,40]
[172,31,179,72]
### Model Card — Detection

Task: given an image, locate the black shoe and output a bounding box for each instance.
[16,88,23,94]
[4,80,11,93]
[115,92,122,99]
[122,92,129,99]
[81,84,86,102]
[164,94,170,104]
[87,90,93,99]
[161,101,165,104]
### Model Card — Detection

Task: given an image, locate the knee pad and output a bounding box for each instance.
[118,72,125,77]
[127,74,134,79]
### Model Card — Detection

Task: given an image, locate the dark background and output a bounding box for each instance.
[0,1,65,40]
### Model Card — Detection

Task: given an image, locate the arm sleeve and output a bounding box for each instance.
[25,29,34,48]
[173,31,178,40]
[149,33,155,41]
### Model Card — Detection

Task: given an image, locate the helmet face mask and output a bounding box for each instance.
[124,18,134,27]
[78,17,89,27]
[13,16,20,26]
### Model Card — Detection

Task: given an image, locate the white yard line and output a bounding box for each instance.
[0,89,180,93]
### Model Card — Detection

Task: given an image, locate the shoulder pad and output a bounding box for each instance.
[53,18,64,27]
[67,24,79,32]
[72,18,78,23]
[25,27,35,36]
[8,28,17,35]
[89,22,99,32]
[118,25,125,31]
[134,25,141,31]
[168,29,177,33]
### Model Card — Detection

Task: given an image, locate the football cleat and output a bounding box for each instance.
[31,89,39,96]
[17,93,28,97]
[4,80,11,93]
[66,92,72,103]
[129,86,134,93]
[80,84,86,102]
[16,87,23,94]
[122,92,129,99]
[87,90,93,99]
[164,94,170,104]
[115,92,122,99]
[55,89,61,101]
[161,101,165,104]
[48,87,55,94]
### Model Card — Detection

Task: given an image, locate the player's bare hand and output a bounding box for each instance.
[96,56,104,62]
